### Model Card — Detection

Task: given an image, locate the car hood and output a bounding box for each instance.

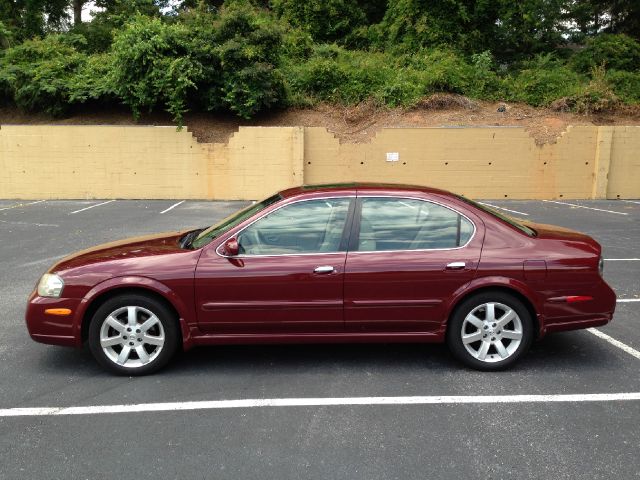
[50,230,189,273]
[523,221,601,254]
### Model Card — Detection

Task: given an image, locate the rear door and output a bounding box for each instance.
[344,196,483,333]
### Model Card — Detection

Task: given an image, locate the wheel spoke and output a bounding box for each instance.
[117,346,132,364]
[494,339,509,358]
[485,303,495,322]
[496,309,516,329]
[462,331,483,344]
[465,314,483,328]
[476,341,490,360]
[105,316,125,333]
[127,306,138,327]
[502,330,522,340]
[136,345,150,364]
[139,315,160,333]
[100,336,122,348]
[142,332,164,346]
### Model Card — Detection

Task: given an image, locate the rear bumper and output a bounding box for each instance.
[540,279,616,336]
[25,291,83,347]
[544,313,613,334]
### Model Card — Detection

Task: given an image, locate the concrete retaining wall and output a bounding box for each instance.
[0,124,638,200]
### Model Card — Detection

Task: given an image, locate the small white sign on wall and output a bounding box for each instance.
[386,152,399,162]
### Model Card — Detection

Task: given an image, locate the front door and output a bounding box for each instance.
[195,197,354,334]
[344,196,482,333]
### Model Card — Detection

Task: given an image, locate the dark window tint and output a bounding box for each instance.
[238,198,351,255]
[357,198,473,251]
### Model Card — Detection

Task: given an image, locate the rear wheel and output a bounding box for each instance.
[447,292,533,371]
[88,294,179,375]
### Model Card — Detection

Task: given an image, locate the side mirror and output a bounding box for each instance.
[223,237,239,257]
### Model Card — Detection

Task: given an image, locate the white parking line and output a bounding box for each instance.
[1,393,639,417]
[620,200,640,205]
[160,200,185,214]
[69,200,116,215]
[542,200,628,215]
[587,328,640,360]
[0,200,45,211]
[617,299,640,303]
[478,202,529,216]
[0,219,59,228]
[605,258,640,261]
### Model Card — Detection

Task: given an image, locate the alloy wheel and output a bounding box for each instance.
[460,302,523,363]
[99,305,165,368]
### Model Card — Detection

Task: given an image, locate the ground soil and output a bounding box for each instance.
[2,96,640,145]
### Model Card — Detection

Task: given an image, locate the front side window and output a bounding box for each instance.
[237,198,352,255]
[191,194,282,249]
[357,197,474,252]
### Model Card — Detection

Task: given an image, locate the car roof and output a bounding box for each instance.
[278,182,453,198]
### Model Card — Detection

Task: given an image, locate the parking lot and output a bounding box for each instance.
[0,197,639,479]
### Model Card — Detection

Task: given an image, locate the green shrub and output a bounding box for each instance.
[508,54,583,106]
[271,0,366,43]
[285,46,396,105]
[568,66,619,114]
[606,70,640,104]
[211,3,286,118]
[67,53,116,104]
[69,18,116,54]
[0,34,88,115]
[409,49,474,95]
[571,34,640,73]
[110,16,204,125]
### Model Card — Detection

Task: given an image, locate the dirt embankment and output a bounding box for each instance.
[2,95,639,145]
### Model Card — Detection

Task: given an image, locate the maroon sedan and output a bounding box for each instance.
[26,184,616,374]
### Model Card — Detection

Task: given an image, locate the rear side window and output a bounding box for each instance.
[357,198,474,252]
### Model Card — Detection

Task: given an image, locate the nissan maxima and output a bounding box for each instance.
[26,184,616,374]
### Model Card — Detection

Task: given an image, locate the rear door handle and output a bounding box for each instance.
[446,261,466,270]
[314,266,335,274]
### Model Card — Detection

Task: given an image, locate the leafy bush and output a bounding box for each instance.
[110,16,204,125]
[69,18,116,54]
[211,3,286,118]
[271,0,366,43]
[571,34,640,73]
[285,46,396,105]
[0,34,88,115]
[568,66,619,114]
[606,70,640,104]
[409,49,476,95]
[67,53,116,104]
[508,54,583,106]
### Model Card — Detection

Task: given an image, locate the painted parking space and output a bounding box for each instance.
[0,198,638,479]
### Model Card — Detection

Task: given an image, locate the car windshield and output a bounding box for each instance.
[190,193,282,249]
[455,195,536,237]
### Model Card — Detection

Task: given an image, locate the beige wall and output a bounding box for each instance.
[607,126,640,199]
[0,124,638,200]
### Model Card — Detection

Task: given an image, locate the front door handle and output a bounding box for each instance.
[446,261,466,270]
[314,265,335,274]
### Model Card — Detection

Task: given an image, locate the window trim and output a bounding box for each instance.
[349,195,477,254]
[215,196,356,259]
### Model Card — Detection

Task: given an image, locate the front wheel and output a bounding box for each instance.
[447,292,533,371]
[88,294,179,375]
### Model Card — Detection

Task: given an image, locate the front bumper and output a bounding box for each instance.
[25,291,83,347]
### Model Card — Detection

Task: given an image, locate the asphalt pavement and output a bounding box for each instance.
[0,197,638,479]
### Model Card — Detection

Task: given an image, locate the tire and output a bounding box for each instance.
[88,294,179,375]
[446,291,533,371]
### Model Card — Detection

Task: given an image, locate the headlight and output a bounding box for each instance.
[598,256,604,277]
[37,274,64,298]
